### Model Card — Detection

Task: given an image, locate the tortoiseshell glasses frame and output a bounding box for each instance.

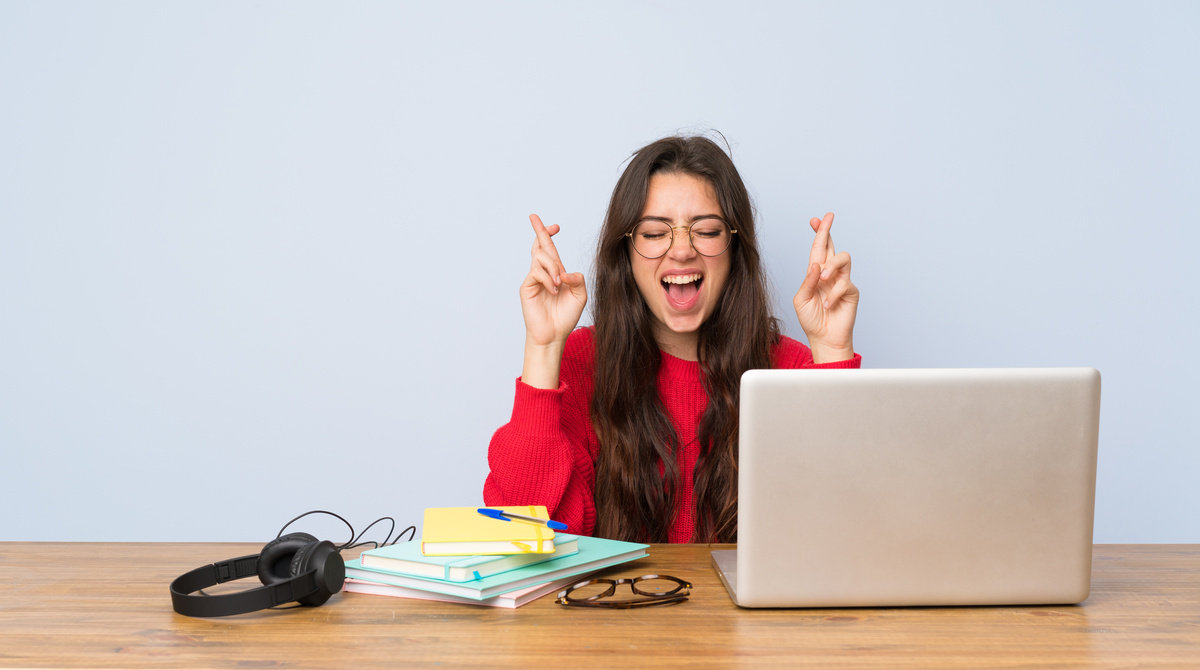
[555,574,691,608]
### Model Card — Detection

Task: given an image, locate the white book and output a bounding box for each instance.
[343,574,583,609]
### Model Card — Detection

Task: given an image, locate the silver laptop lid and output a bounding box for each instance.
[726,367,1100,608]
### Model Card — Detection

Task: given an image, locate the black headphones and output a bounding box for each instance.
[169,511,415,618]
[170,532,345,618]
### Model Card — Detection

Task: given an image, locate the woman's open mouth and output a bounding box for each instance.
[662,273,703,311]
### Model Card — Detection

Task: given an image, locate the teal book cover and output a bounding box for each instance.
[360,533,580,582]
[345,535,649,600]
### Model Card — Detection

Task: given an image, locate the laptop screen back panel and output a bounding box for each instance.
[734,368,1100,608]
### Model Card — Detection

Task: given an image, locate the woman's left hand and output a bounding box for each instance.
[793,212,859,364]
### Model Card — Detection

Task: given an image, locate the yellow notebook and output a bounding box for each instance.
[421,506,557,556]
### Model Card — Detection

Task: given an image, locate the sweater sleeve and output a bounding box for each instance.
[773,335,863,369]
[482,329,598,536]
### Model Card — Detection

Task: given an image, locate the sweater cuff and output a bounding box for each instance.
[510,377,566,437]
[805,352,862,369]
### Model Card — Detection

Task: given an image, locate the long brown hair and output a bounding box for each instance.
[590,136,780,543]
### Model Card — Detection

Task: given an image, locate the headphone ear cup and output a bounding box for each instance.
[291,539,345,607]
[257,532,319,586]
[289,539,321,578]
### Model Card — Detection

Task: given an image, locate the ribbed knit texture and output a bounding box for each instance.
[483,327,862,542]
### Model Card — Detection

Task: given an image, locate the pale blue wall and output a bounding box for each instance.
[2,1,1196,542]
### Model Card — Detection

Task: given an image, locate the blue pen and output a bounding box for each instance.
[477,508,568,531]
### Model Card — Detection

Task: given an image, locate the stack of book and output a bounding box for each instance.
[342,506,649,608]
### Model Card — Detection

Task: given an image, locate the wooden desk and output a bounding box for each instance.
[0,543,1196,668]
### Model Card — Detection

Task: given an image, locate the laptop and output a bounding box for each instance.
[713,367,1101,608]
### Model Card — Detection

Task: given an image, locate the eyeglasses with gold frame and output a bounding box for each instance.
[625,220,737,259]
[555,574,692,608]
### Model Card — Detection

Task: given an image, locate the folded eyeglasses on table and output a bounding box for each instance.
[556,574,691,608]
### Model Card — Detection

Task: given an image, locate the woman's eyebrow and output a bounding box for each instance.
[637,214,726,224]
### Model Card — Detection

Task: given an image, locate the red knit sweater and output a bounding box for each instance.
[483,327,861,543]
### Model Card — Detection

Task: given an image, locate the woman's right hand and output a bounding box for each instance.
[520,214,587,388]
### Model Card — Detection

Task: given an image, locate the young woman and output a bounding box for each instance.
[484,135,860,543]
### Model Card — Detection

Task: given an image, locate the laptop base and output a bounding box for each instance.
[711,550,741,607]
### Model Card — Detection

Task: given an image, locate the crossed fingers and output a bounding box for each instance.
[806,212,854,310]
[527,214,567,295]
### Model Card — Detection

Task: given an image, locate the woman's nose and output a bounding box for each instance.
[666,226,696,258]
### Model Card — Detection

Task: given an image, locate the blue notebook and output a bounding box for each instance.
[360,533,579,582]
[345,535,649,600]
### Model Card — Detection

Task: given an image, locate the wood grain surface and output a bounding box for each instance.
[0,543,1196,668]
